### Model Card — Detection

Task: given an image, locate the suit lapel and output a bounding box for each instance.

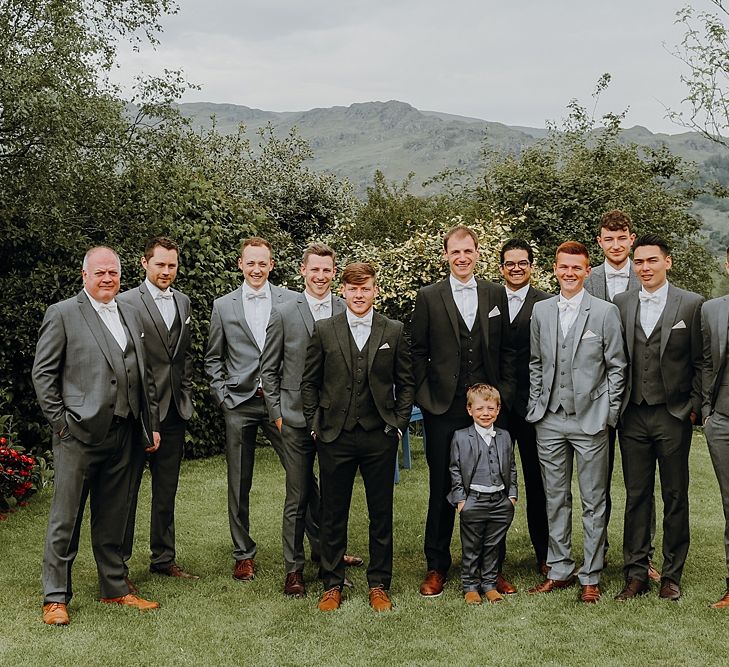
[476,280,494,339]
[77,291,113,369]
[547,300,558,364]
[516,287,537,334]
[625,292,639,361]
[171,290,186,358]
[628,265,640,291]
[571,293,591,360]
[719,297,729,370]
[660,285,681,358]
[367,312,386,372]
[495,429,510,481]
[231,288,258,349]
[333,314,353,373]
[332,294,346,316]
[296,296,315,336]
[139,284,170,352]
[439,280,460,339]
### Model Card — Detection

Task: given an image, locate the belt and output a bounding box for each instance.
[470,490,506,502]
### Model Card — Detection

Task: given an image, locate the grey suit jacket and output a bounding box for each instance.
[261,292,345,428]
[117,283,193,422]
[526,292,627,435]
[614,284,703,421]
[32,290,160,445]
[205,283,297,408]
[447,425,517,505]
[583,262,640,302]
[701,295,729,420]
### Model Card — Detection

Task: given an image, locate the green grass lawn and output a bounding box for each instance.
[1,433,728,667]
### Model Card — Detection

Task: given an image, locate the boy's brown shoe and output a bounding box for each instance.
[42,602,69,625]
[464,591,482,605]
[484,590,504,603]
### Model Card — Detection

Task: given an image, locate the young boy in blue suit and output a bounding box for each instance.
[448,384,518,604]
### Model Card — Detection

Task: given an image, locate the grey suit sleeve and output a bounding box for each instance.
[204,300,227,406]
[31,304,68,435]
[260,309,284,422]
[603,304,627,428]
[447,436,467,506]
[527,308,543,419]
[393,323,415,431]
[182,296,195,399]
[410,289,429,397]
[507,432,518,500]
[701,304,714,421]
[689,296,705,419]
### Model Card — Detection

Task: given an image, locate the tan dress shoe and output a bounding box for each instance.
[42,602,69,625]
[580,584,601,603]
[150,563,200,580]
[484,589,504,603]
[496,573,517,594]
[710,591,729,609]
[318,587,342,611]
[419,570,446,597]
[369,587,393,611]
[233,558,255,581]
[100,593,160,610]
[464,591,482,605]
[527,576,576,594]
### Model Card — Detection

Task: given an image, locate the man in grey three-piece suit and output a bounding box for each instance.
[205,237,296,582]
[261,243,361,597]
[614,234,703,602]
[118,237,198,583]
[527,241,627,604]
[702,247,729,609]
[32,247,161,626]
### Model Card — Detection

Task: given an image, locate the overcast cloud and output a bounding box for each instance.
[112,0,701,133]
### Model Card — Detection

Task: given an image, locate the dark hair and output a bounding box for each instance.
[143,236,179,261]
[239,237,272,257]
[599,209,634,234]
[341,262,376,285]
[633,234,671,257]
[555,240,589,261]
[301,242,336,266]
[443,224,479,252]
[500,238,534,265]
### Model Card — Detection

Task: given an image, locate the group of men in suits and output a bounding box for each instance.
[31,213,729,623]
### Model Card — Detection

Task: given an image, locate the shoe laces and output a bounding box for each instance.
[322,587,340,601]
[370,587,388,601]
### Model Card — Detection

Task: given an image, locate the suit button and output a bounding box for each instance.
[560,384,564,388]
[111,379,116,384]
[560,371,565,375]
[109,405,114,409]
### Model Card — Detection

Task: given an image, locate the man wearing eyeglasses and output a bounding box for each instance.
[498,239,550,577]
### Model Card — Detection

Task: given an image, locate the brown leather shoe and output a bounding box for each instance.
[528,576,576,594]
[318,587,342,611]
[614,578,649,601]
[233,558,255,581]
[369,587,393,611]
[100,593,159,610]
[343,554,364,567]
[659,578,681,601]
[284,571,306,597]
[710,590,729,609]
[496,572,517,594]
[124,576,139,595]
[580,584,601,603]
[464,591,482,605]
[150,563,199,580]
[647,560,661,583]
[484,589,504,603]
[420,570,446,597]
[42,602,69,625]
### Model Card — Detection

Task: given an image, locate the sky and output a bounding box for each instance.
[112,0,711,134]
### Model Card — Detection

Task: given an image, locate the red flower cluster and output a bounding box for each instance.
[0,445,37,502]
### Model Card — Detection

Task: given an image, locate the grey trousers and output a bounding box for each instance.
[703,410,729,577]
[535,409,608,586]
[43,418,134,603]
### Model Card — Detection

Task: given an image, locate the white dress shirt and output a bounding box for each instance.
[505,284,530,323]
[470,424,505,494]
[145,278,176,330]
[639,281,669,338]
[604,260,632,300]
[85,289,127,350]
[450,274,477,330]
[346,308,373,351]
[242,282,271,350]
[304,291,332,321]
[557,289,585,338]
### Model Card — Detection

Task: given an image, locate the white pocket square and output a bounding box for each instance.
[672,320,686,330]
[582,330,598,340]
[488,306,501,318]
[140,332,144,338]
[379,342,390,350]
[185,316,191,325]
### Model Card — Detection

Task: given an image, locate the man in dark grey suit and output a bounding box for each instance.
[261,243,361,597]
[498,239,550,575]
[583,210,659,579]
[119,237,197,583]
[302,262,414,612]
[702,247,729,609]
[411,224,515,598]
[614,234,703,602]
[527,241,627,603]
[205,237,297,581]
[32,246,161,625]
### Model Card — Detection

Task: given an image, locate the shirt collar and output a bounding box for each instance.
[449,274,477,291]
[505,284,530,300]
[604,259,631,277]
[558,288,585,306]
[474,423,496,441]
[346,308,374,327]
[84,289,117,312]
[640,280,669,302]
[145,278,172,299]
[304,290,331,308]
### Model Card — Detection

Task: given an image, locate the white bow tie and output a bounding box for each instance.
[98,301,118,314]
[606,268,629,279]
[350,319,369,328]
[508,294,523,303]
[155,291,173,300]
[311,301,329,312]
[557,301,578,312]
[246,291,267,300]
[639,291,660,305]
[483,428,495,438]
[454,282,476,292]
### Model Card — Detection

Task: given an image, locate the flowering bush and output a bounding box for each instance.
[0,415,46,515]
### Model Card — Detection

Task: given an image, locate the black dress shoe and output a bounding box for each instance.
[615,578,649,601]
[659,578,681,601]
